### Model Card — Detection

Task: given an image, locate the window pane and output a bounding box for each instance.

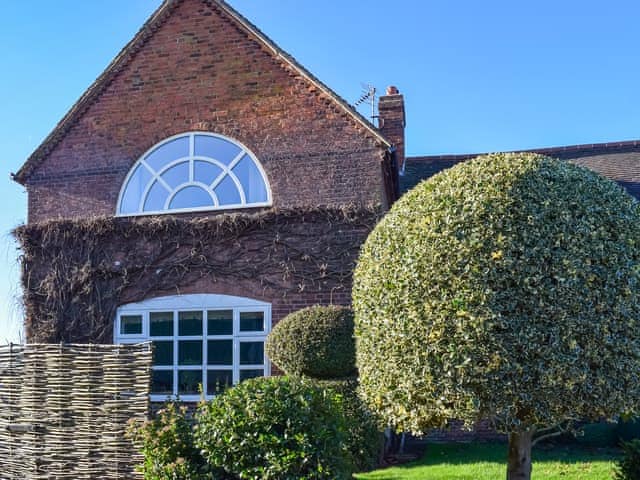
[240,369,264,381]
[150,312,173,336]
[194,160,223,186]
[178,370,202,395]
[178,340,203,365]
[120,315,142,335]
[207,310,233,335]
[153,341,173,366]
[240,342,264,365]
[214,175,242,205]
[232,155,268,203]
[145,136,189,171]
[207,370,232,395]
[179,311,202,336]
[143,180,170,212]
[151,370,173,395]
[161,161,189,189]
[120,165,152,214]
[194,135,241,165]
[169,185,214,210]
[240,312,264,332]
[207,340,232,365]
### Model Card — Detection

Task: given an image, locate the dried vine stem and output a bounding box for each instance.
[15,206,382,344]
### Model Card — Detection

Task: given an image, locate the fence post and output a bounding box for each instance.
[9,342,14,480]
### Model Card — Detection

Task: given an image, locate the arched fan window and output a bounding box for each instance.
[117,132,271,216]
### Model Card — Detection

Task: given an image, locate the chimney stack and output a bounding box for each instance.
[378,85,406,173]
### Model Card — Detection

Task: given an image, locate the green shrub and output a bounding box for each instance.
[267,305,383,471]
[266,305,356,379]
[126,402,209,480]
[311,378,383,472]
[615,439,640,480]
[617,418,640,443]
[574,422,619,447]
[194,376,354,479]
[354,153,640,435]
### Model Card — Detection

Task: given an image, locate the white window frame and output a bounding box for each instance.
[115,294,271,402]
[116,132,272,217]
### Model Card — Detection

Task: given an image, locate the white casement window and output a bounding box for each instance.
[115,294,271,402]
[117,132,272,216]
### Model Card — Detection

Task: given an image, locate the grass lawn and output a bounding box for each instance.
[355,443,620,480]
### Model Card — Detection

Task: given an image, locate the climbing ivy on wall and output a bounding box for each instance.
[15,206,381,343]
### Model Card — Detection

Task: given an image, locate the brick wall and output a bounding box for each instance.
[130,275,353,343]
[24,0,389,223]
[17,209,378,344]
[378,86,406,172]
[17,0,390,391]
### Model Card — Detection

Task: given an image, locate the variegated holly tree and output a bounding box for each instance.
[353,152,640,480]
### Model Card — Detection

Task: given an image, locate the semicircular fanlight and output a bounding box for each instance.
[117,132,271,216]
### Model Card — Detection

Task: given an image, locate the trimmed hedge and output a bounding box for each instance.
[575,422,619,447]
[266,305,356,379]
[574,418,640,447]
[195,376,354,479]
[354,153,640,435]
[266,305,382,470]
[618,418,640,443]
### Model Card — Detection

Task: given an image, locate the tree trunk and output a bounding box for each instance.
[507,431,533,480]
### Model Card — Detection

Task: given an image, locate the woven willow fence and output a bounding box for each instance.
[0,343,152,480]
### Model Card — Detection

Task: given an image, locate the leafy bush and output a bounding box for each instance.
[194,376,354,479]
[615,439,640,480]
[267,305,383,471]
[617,418,640,443]
[310,377,383,472]
[266,305,356,379]
[354,153,640,435]
[126,402,209,480]
[574,422,618,447]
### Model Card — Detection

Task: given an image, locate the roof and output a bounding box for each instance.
[401,139,640,199]
[12,0,390,185]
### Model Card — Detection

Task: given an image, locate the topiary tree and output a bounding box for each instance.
[353,152,640,480]
[266,305,356,379]
[266,305,382,471]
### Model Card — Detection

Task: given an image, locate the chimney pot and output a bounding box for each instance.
[386,85,400,95]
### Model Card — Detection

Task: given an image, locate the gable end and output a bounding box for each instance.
[13,0,390,186]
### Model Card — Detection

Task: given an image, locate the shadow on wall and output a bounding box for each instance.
[616,181,640,199]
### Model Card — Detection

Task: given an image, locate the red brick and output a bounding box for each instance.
[24,0,392,223]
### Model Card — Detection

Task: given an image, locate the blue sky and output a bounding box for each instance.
[1,0,639,342]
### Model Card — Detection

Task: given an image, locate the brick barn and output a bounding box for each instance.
[12,0,640,405]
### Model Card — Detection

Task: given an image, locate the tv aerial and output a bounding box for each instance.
[354,83,378,123]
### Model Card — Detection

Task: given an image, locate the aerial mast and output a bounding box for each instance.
[354,83,378,123]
